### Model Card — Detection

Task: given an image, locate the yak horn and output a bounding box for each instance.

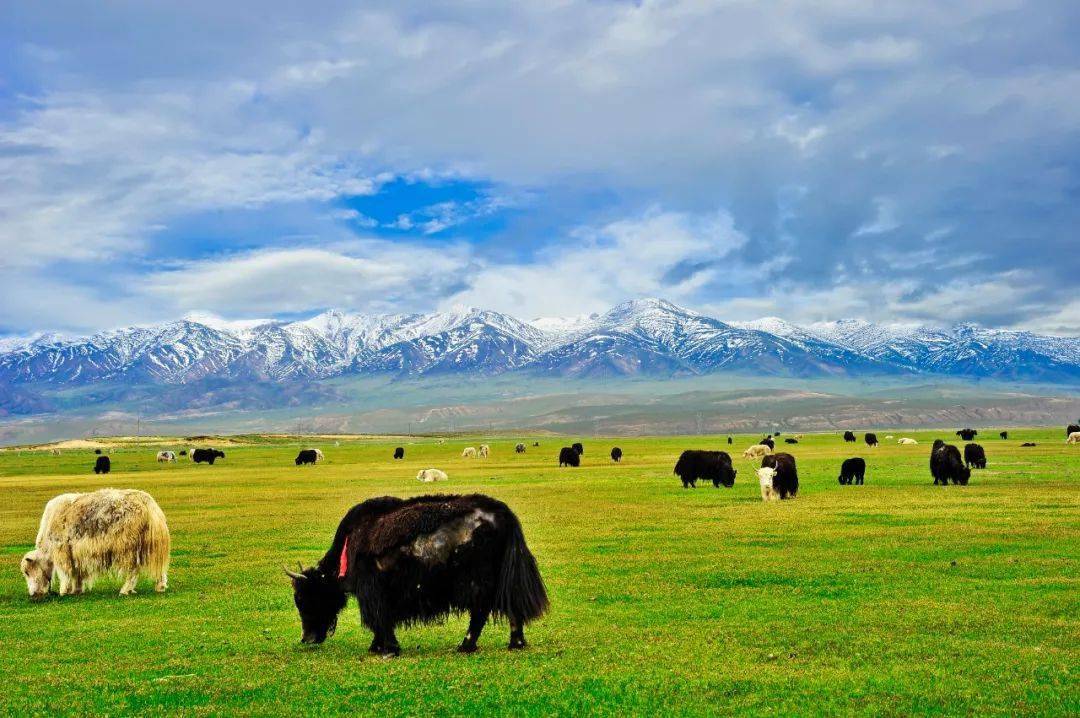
[283,564,306,580]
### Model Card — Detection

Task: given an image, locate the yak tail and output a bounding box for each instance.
[495,512,549,625]
[142,497,171,583]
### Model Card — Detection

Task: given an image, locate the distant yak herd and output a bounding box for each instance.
[61,424,1074,493]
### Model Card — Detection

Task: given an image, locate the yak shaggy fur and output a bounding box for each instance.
[673,450,736,488]
[21,489,170,599]
[286,494,549,656]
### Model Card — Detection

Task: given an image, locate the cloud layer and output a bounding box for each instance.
[1,1,1078,335]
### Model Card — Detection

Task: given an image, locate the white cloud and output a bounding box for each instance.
[0,90,382,267]
[442,208,747,317]
[140,243,471,317]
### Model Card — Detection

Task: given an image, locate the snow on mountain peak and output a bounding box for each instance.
[1,299,1078,389]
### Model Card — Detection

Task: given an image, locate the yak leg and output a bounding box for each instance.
[120,571,139,595]
[458,607,491,654]
[508,620,527,650]
[370,622,400,657]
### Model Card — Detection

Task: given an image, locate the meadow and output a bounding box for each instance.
[1,429,1077,716]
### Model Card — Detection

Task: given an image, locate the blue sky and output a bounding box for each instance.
[1,1,1078,336]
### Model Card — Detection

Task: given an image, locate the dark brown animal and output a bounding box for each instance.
[285,494,548,655]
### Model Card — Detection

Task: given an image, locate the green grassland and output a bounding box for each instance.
[1,429,1077,716]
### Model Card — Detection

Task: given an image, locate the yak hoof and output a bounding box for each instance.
[508,639,527,651]
[457,643,478,654]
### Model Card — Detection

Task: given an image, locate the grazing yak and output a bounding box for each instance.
[931,443,970,485]
[296,450,319,466]
[532,442,540,447]
[956,429,978,441]
[610,447,623,462]
[393,447,405,460]
[1021,442,1037,447]
[843,431,857,443]
[673,450,736,488]
[964,443,987,469]
[462,447,478,458]
[727,436,733,445]
[478,445,491,458]
[999,431,1008,440]
[864,433,879,447]
[898,438,918,445]
[558,447,580,467]
[21,489,169,599]
[93,456,110,474]
[156,451,176,463]
[756,467,779,501]
[312,448,324,462]
[784,438,798,444]
[515,443,526,454]
[571,442,584,455]
[192,448,225,465]
[1068,424,1080,438]
[416,468,448,483]
[742,444,771,460]
[1067,432,1080,445]
[838,457,866,485]
[759,437,775,450]
[759,453,798,499]
[284,494,548,655]
[94,449,102,455]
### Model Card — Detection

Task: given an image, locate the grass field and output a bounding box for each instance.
[1,429,1077,716]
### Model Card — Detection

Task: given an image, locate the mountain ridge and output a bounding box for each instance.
[2,299,1079,398]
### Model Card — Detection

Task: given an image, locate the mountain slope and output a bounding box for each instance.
[1,300,1077,404]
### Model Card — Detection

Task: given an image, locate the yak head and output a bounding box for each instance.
[21,550,54,600]
[284,563,347,645]
[719,466,737,488]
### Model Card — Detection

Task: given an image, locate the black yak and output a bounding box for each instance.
[964,443,987,469]
[673,450,736,488]
[838,457,865,485]
[760,452,798,498]
[1068,424,1080,437]
[571,442,584,455]
[296,450,318,466]
[759,437,775,450]
[515,443,526,454]
[727,436,733,445]
[178,450,187,456]
[999,431,1008,440]
[93,456,111,474]
[532,442,540,447]
[94,448,102,455]
[843,431,856,443]
[931,443,970,485]
[784,438,798,444]
[1021,442,1037,447]
[285,494,548,655]
[558,447,580,467]
[610,447,622,462]
[393,447,404,460]
[192,448,225,465]
[956,428,978,441]
[864,432,879,447]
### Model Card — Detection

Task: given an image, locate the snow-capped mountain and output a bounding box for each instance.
[1,300,1078,401]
